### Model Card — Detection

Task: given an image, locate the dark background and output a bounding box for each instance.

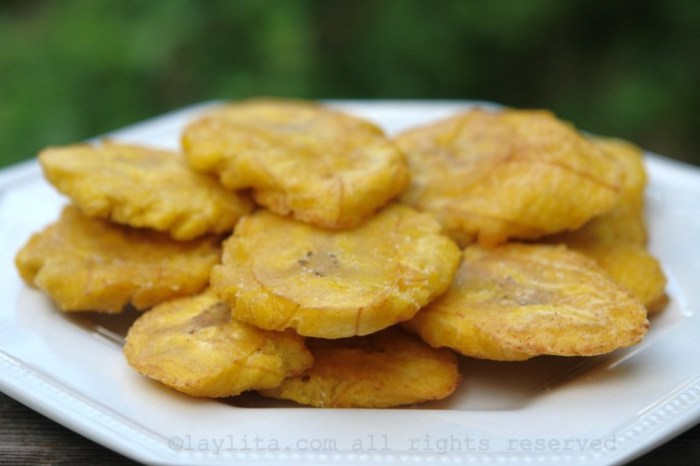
[1,0,699,169]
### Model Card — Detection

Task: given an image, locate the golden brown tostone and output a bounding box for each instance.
[124,291,313,397]
[15,206,221,312]
[259,327,460,408]
[211,204,461,339]
[404,243,649,361]
[39,142,252,240]
[182,99,410,229]
[395,108,624,246]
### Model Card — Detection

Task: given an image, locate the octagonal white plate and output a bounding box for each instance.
[1,101,699,466]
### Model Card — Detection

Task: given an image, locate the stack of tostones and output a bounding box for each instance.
[15,99,667,407]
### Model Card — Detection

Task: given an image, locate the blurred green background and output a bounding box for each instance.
[1,0,699,169]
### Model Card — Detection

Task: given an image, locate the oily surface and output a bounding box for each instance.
[404,243,649,361]
[15,206,221,312]
[124,292,313,397]
[211,205,461,338]
[182,99,409,229]
[259,328,460,408]
[39,142,252,240]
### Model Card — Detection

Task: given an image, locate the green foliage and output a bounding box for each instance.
[1,0,698,168]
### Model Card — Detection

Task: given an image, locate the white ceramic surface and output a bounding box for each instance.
[1,101,699,466]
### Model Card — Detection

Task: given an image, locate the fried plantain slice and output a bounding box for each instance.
[182,99,409,229]
[39,142,252,240]
[15,206,220,312]
[403,243,649,361]
[546,137,667,313]
[395,108,623,246]
[124,292,313,398]
[211,204,461,339]
[259,327,460,408]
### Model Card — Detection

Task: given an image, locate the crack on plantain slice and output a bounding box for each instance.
[14,205,220,313]
[39,141,252,240]
[181,99,410,229]
[395,108,624,246]
[403,243,649,361]
[259,327,460,408]
[211,205,461,339]
[124,292,313,398]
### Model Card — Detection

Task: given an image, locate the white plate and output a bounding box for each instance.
[1,101,699,466]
